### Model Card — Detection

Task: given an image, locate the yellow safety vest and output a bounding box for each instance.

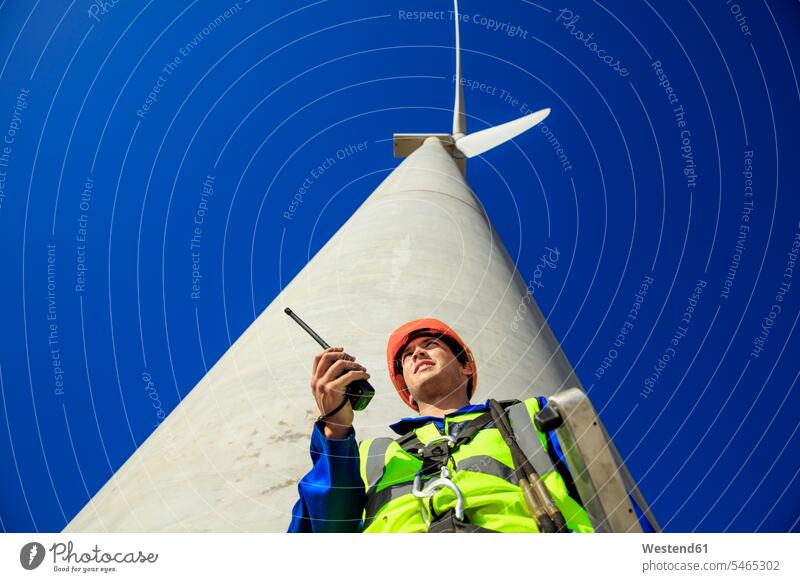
[358,397,595,533]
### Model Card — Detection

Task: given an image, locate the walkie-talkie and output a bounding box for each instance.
[284,307,375,411]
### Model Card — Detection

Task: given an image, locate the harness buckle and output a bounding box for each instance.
[416,434,456,456]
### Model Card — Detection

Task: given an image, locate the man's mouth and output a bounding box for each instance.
[415,360,434,373]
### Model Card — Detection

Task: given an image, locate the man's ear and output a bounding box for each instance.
[460,361,474,378]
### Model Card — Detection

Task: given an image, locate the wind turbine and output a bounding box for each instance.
[65,1,584,533]
[394,1,551,168]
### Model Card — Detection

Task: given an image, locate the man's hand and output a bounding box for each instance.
[311,347,369,439]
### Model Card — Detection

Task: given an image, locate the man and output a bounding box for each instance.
[288,318,597,533]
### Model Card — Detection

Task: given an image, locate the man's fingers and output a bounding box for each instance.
[316,348,355,378]
[312,346,344,377]
[330,370,370,391]
[320,359,367,385]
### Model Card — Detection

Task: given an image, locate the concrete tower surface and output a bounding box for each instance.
[65,2,580,533]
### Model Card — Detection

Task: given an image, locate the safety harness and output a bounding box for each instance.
[375,399,563,533]
[399,406,502,532]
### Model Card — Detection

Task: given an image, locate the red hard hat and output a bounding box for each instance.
[386,318,477,411]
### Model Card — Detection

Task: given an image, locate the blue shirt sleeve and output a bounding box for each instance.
[287,420,366,533]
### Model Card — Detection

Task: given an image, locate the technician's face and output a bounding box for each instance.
[399,336,471,404]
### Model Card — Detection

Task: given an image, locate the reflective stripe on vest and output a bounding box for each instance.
[357,397,595,533]
[364,437,392,490]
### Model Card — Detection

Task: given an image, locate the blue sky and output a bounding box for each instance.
[0,0,799,532]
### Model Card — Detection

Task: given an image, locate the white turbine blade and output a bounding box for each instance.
[455,108,551,158]
[452,0,466,136]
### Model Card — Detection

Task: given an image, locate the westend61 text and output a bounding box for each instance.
[642,543,708,554]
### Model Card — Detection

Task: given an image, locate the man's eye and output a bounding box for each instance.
[402,340,436,362]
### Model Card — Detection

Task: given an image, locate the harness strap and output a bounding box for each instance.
[395,411,499,480]
[397,400,520,458]
[420,439,452,478]
[506,402,557,477]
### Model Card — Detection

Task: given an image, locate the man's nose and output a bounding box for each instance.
[412,346,429,361]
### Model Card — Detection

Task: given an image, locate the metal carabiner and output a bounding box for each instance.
[412,465,465,523]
